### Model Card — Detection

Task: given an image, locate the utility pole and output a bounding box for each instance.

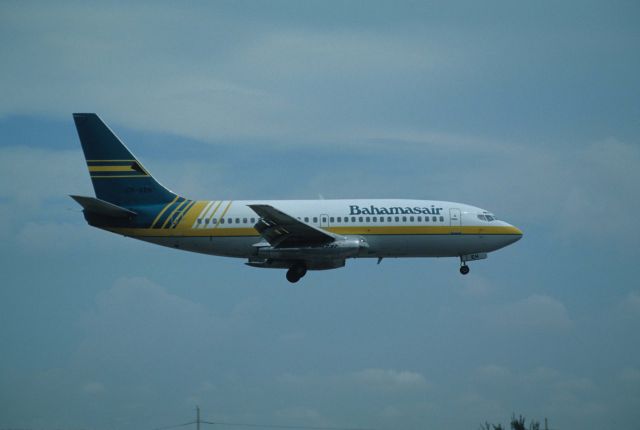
[196,405,200,430]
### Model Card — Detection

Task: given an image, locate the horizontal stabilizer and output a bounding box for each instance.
[70,195,137,218]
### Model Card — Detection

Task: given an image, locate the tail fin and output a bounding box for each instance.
[73,113,177,207]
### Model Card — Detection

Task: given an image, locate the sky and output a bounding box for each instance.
[1,1,639,429]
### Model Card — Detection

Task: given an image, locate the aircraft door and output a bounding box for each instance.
[320,214,330,228]
[450,208,462,233]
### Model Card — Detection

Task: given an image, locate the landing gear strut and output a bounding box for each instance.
[459,256,470,275]
[286,264,307,283]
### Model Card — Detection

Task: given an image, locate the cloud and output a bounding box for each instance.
[0,146,89,206]
[16,221,99,254]
[443,292,574,337]
[279,368,429,391]
[73,276,261,386]
[6,1,609,146]
[273,367,433,428]
[497,294,573,332]
[617,291,640,319]
[82,381,105,395]
[274,406,322,422]
[456,274,497,298]
[350,368,428,389]
[617,367,640,385]
[0,3,286,139]
[474,364,512,382]
[458,365,608,428]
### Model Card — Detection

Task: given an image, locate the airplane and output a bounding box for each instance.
[70,113,522,283]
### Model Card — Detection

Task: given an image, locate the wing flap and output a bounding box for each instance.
[248,204,337,247]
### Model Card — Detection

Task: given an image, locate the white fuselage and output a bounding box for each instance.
[119,199,522,263]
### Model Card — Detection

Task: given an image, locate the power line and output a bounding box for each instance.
[154,407,375,430]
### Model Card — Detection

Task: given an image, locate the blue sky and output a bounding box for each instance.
[1,1,639,429]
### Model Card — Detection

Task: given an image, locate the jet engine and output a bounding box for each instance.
[254,236,369,260]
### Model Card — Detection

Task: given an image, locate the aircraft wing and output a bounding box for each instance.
[248,204,338,248]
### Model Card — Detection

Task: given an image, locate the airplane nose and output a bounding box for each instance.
[505,224,523,245]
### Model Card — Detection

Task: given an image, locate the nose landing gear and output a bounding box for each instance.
[459,253,487,275]
[286,264,308,283]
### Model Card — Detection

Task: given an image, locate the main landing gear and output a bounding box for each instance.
[459,256,470,275]
[286,264,307,283]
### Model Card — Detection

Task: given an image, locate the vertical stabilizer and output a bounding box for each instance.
[73,113,177,207]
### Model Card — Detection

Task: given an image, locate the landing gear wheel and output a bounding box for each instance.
[460,265,470,275]
[286,270,301,283]
[286,264,307,283]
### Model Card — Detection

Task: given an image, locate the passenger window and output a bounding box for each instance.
[439,216,444,222]
[417,216,422,222]
[395,216,399,222]
[388,217,392,222]
[409,216,414,222]
[402,216,407,222]
[343,217,348,223]
[250,218,255,223]
[351,216,356,222]
[304,217,309,222]
[220,218,225,224]
[372,216,377,222]
[313,217,318,223]
[197,218,202,224]
[337,217,342,222]
[330,217,335,223]
[243,218,247,223]
[366,217,370,222]
[359,217,363,222]
[211,218,217,224]
[432,216,437,222]
[228,218,233,224]
[205,218,210,224]
[380,217,385,223]
[235,218,240,224]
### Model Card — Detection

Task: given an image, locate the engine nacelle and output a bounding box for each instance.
[255,236,369,260]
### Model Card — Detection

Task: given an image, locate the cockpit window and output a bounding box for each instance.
[477,213,496,222]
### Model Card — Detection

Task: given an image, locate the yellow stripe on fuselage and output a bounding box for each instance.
[105,224,522,238]
[150,196,180,228]
[213,201,233,228]
[162,199,190,229]
[330,225,522,236]
[207,201,224,225]
[176,200,208,229]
